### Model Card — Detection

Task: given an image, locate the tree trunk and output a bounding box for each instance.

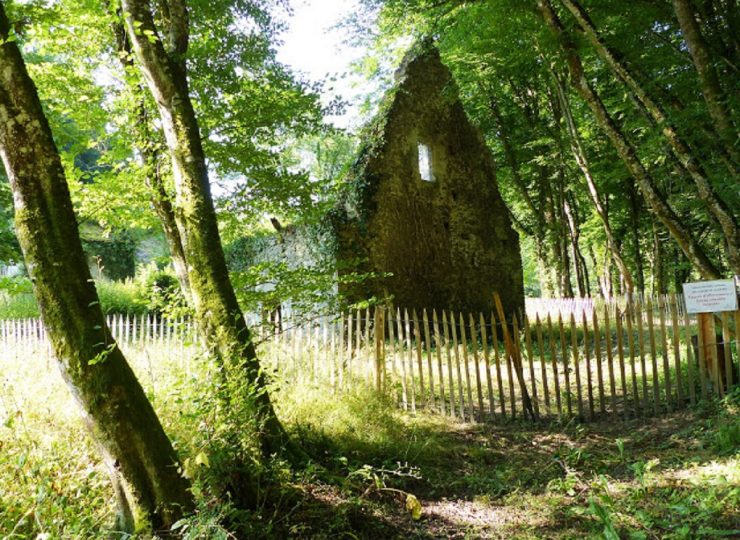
[552,70,635,293]
[0,6,192,532]
[552,168,574,297]
[559,0,740,274]
[651,221,667,295]
[120,0,288,456]
[602,243,613,298]
[672,0,737,162]
[627,180,646,293]
[488,95,558,295]
[111,16,192,302]
[569,195,591,296]
[563,196,587,297]
[537,0,722,280]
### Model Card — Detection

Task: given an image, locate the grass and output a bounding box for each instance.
[0,337,738,539]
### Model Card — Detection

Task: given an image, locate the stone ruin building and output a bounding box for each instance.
[333,42,524,315]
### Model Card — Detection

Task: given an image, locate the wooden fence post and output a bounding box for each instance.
[373,307,384,391]
[494,293,535,420]
[697,312,719,397]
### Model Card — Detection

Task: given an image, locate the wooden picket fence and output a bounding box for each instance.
[1,294,738,424]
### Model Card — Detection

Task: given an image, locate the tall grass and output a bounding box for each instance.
[0,271,173,319]
[0,292,38,318]
[1,332,738,538]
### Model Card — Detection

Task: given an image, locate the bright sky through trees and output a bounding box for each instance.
[277,0,366,129]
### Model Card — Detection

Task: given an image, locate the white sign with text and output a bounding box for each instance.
[682,279,738,314]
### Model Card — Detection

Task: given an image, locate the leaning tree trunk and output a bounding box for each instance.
[0,5,192,532]
[537,0,722,280]
[651,221,666,296]
[111,16,192,303]
[563,196,588,297]
[553,70,636,293]
[672,0,737,163]
[119,0,287,456]
[559,0,740,274]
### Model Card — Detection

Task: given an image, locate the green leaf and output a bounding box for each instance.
[194,452,210,468]
[405,493,422,520]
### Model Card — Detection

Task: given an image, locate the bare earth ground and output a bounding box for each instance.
[279,406,739,539]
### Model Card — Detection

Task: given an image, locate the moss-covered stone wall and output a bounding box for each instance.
[337,43,524,315]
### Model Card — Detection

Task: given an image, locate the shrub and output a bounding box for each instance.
[135,263,189,317]
[0,292,39,319]
[95,279,147,316]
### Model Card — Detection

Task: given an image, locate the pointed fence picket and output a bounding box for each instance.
[1,293,738,424]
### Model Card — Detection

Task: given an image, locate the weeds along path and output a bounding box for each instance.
[1,336,738,538]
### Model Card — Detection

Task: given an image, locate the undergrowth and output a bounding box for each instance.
[0,340,738,539]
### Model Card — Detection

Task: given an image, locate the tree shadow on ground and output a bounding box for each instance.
[270,393,738,539]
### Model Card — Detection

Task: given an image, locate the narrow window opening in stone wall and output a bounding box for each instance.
[418,143,434,182]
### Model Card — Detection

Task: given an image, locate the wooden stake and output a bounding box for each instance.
[571,313,585,420]
[442,310,456,418]
[646,299,661,414]
[374,307,385,391]
[547,315,562,419]
[670,294,684,407]
[697,312,718,397]
[450,311,466,420]
[494,294,535,420]
[682,304,696,404]
[480,312,496,420]
[396,309,408,410]
[491,310,506,418]
[658,298,672,412]
[404,309,417,412]
[413,309,425,406]
[696,313,710,399]
[593,310,606,415]
[721,312,732,393]
[423,309,435,410]
[433,310,446,415]
[558,314,572,417]
[524,315,539,419]
[470,314,485,421]
[459,313,475,421]
[536,315,551,416]
[614,306,628,418]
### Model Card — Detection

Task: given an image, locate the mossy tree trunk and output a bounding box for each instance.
[0,5,192,532]
[119,0,287,456]
[111,15,192,303]
[627,179,646,293]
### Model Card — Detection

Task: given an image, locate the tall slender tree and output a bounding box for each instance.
[537,0,722,279]
[0,1,192,532]
[558,0,740,274]
[672,0,737,163]
[118,0,288,456]
[552,70,635,292]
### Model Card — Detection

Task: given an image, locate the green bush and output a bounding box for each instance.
[0,292,39,319]
[135,263,188,317]
[0,264,192,319]
[95,279,147,316]
[0,276,38,318]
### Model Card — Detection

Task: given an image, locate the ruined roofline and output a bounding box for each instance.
[338,39,457,220]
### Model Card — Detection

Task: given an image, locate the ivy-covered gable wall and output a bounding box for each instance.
[337,42,524,315]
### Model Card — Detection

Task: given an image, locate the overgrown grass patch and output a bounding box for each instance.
[1,340,738,538]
